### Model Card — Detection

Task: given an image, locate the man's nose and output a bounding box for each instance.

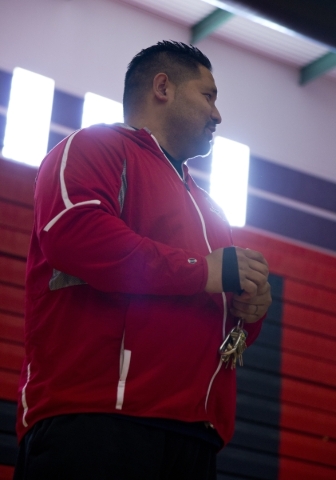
[212,106,222,125]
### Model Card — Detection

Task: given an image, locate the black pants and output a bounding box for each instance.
[14,413,217,480]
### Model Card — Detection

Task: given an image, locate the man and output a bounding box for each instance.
[14,41,271,479]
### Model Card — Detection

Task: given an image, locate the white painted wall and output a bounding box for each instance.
[1,0,336,181]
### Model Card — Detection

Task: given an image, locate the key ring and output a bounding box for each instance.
[218,318,247,367]
[219,318,244,356]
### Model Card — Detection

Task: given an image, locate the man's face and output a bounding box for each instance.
[165,65,222,160]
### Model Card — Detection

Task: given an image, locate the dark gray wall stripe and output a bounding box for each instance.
[249,155,336,214]
[51,89,83,130]
[243,344,281,373]
[0,399,17,466]
[0,433,17,465]
[0,113,6,150]
[217,445,278,479]
[232,421,279,455]
[0,400,16,434]
[189,153,336,218]
[47,131,67,152]
[237,368,281,401]
[237,393,280,427]
[247,193,336,251]
[0,70,11,108]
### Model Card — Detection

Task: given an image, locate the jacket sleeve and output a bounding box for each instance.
[36,128,208,296]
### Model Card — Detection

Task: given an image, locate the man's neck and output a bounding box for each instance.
[125,117,186,169]
[161,147,184,178]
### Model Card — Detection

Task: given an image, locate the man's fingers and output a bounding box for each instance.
[236,247,269,272]
[233,282,271,304]
[241,247,269,267]
[232,296,270,314]
[243,258,269,277]
[230,305,268,323]
[237,279,258,297]
[255,282,271,295]
[230,300,269,323]
[239,268,268,294]
[231,281,272,323]
[242,269,268,287]
[234,247,269,294]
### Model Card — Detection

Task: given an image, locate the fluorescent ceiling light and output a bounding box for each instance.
[203,0,296,36]
[81,92,123,128]
[210,136,250,227]
[2,67,54,166]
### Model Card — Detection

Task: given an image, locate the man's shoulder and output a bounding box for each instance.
[57,124,137,158]
[74,123,129,142]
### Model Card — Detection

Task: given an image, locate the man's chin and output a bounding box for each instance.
[188,142,212,160]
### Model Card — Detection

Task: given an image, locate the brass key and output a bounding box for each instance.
[219,319,247,369]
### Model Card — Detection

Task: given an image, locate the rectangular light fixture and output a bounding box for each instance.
[2,67,55,166]
[81,92,124,128]
[210,136,250,227]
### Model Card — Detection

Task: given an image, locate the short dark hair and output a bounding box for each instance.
[123,40,212,117]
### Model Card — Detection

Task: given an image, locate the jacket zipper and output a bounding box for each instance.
[187,192,227,412]
[149,132,228,413]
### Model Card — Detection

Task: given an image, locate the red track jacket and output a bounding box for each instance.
[16,124,263,444]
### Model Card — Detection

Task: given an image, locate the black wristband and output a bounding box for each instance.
[222,247,243,294]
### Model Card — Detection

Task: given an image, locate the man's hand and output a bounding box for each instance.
[230,282,272,323]
[235,247,269,298]
[205,247,269,296]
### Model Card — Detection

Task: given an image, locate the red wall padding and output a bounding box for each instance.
[0,157,34,407]
[232,227,336,479]
[0,464,15,480]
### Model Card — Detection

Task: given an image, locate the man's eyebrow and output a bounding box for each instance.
[202,84,217,96]
[206,87,217,95]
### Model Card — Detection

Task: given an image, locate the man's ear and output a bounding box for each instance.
[152,73,174,103]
